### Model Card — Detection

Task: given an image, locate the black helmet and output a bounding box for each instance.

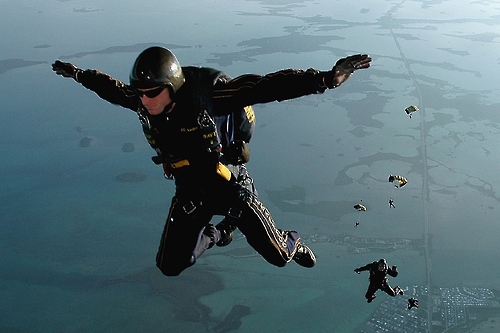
[377,258,387,271]
[129,47,185,92]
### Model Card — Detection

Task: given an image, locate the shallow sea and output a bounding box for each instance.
[1,0,500,332]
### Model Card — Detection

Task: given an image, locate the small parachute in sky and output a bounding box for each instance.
[405,105,419,118]
[388,174,408,188]
[354,203,367,211]
[388,175,408,208]
[353,201,366,227]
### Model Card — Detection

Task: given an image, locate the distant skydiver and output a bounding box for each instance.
[388,175,407,207]
[389,199,395,209]
[354,202,366,227]
[354,258,403,303]
[407,297,419,309]
[405,105,419,118]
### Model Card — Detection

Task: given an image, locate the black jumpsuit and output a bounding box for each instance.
[76,66,333,276]
[357,261,399,300]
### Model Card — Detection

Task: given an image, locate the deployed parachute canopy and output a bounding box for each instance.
[353,201,366,227]
[354,203,367,211]
[388,175,407,208]
[388,174,408,188]
[405,105,419,118]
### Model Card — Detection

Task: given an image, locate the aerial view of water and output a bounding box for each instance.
[1,0,500,332]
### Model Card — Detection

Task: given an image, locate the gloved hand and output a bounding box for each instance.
[203,223,219,249]
[392,265,397,271]
[354,268,361,274]
[329,54,372,88]
[52,60,82,81]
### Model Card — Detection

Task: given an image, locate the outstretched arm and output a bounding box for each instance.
[52,60,139,111]
[212,54,371,113]
[354,263,372,273]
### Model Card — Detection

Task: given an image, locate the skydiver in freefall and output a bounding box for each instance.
[354,258,404,303]
[407,297,419,309]
[52,46,372,276]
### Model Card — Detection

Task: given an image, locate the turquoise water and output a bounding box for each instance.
[1,0,500,332]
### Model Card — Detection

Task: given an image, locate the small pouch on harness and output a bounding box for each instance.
[223,140,250,165]
[228,207,242,219]
[183,201,197,214]
[216,162,231,181]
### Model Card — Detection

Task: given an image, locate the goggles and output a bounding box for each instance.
[136,86,165,99]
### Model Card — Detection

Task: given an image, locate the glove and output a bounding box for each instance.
[327,54,372,88]
[392,265,397,271]
[354,268,361,274]
[52,60,82,81]
[203,223,218,249]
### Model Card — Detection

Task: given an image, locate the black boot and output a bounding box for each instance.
[292,242,316,268]
[215,219,237,247]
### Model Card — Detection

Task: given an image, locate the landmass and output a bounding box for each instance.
[360,285,500,333]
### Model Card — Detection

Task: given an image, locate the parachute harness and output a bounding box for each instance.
[198,109,222,153]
